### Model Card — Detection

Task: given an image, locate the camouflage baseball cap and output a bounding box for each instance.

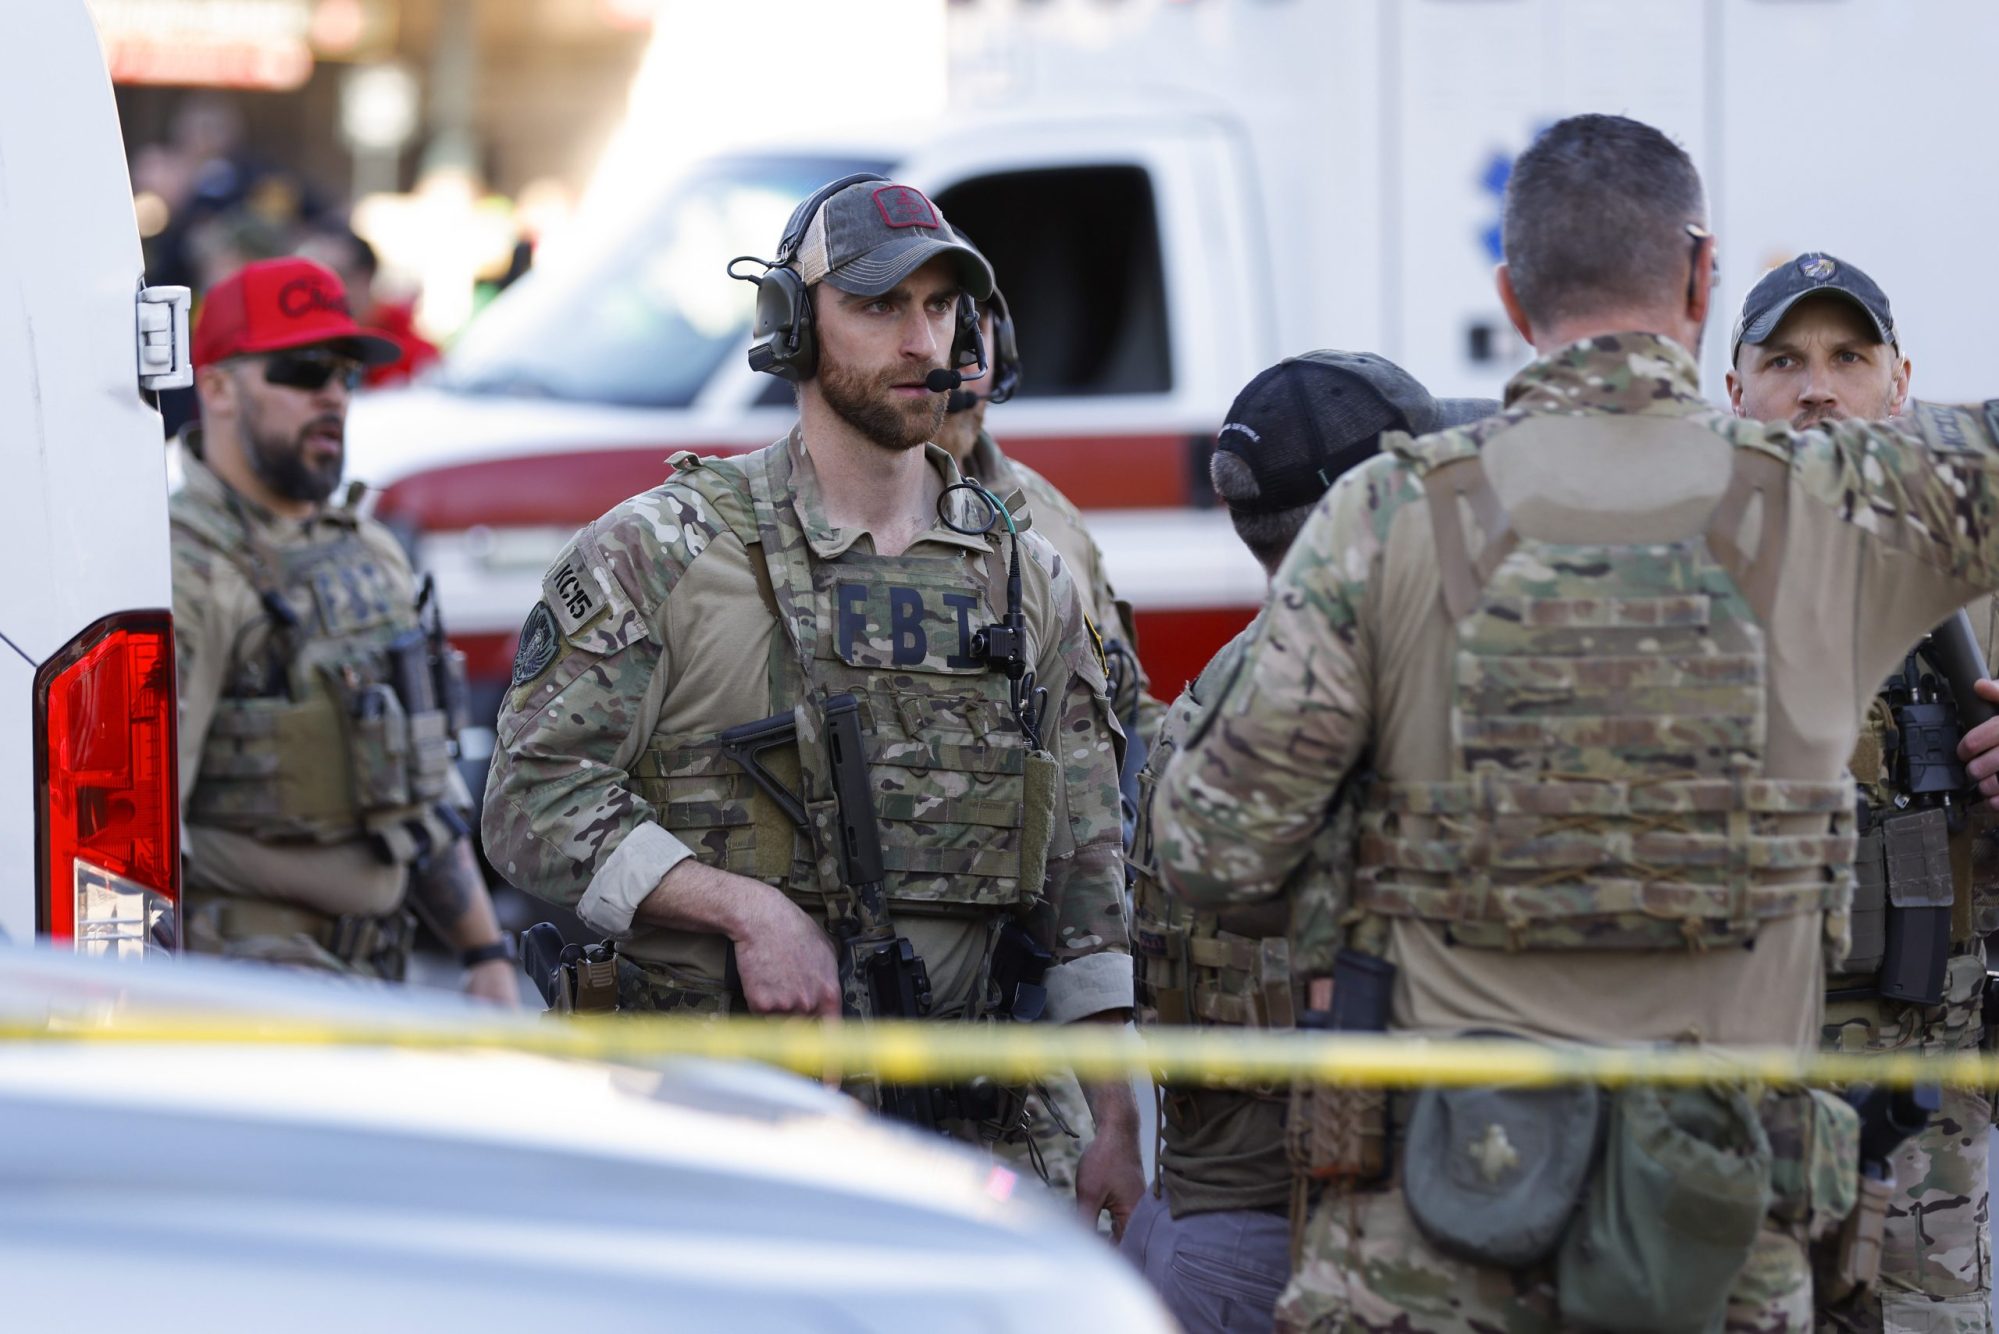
[1731,252,1896,360]
[786,180,994,301]
[1213,350,1495,515]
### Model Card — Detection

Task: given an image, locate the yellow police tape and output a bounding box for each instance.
[4,1009,1995,1090]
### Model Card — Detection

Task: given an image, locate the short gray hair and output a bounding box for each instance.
[1502,114,1706,330]
[1211,451,1317,573]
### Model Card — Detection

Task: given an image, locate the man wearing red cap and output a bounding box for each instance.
[171,257,517,1001]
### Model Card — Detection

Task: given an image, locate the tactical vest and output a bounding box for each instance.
[173,490,455,864]
[1131,619,1354,1031]
[629,444,1055,919]
[1357,420,1853,951]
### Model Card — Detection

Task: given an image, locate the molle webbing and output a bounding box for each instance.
[636,439,1048,914]
[177,490,449,855]
[1370,436,1848,950]
[1136,917,1296,1029]
[1359,775,1852,942]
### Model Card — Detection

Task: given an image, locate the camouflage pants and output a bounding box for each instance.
[1276,1184,1812,1333]
[1821,953,1993,1334]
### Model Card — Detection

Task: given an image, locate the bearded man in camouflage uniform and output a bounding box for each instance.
[1729,253,1999,1334]
[174,257,517,1002]
[1154,112,1999,1332]
[1122,353,1493,1334]
[480,176,1145,1233]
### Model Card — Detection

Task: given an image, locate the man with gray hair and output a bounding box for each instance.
[1153,111,1999,1329]
[1123,351,1491,1334]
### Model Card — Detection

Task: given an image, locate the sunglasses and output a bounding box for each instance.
[262,350,364,393]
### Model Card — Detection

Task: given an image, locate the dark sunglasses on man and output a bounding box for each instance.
[261,348,365,393]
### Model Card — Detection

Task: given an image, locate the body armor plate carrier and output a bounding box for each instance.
[174,491,456,865]
[1357,422,1853,951]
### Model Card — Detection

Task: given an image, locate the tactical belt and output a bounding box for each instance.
[189,888,415,978]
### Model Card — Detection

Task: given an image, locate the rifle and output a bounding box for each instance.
[415,573,472,741]
[1927,609,1996,731]
[717,693,933,1011]
[721,692,1025,1132]
[1859,611,1995,1004]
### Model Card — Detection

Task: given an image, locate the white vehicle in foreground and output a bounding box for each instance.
[0,3,187,954]
[0,944,1173,1331]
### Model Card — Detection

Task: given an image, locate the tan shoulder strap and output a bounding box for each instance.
[1703,447,1791,623]
[1422,455,1517,620]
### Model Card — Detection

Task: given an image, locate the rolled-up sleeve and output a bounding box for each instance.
[482,497,712,923]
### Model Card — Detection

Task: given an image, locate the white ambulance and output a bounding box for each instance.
[345,0,1999,780]
[0,2,187,954]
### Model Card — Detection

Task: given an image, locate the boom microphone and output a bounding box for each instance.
[925,367,963,393]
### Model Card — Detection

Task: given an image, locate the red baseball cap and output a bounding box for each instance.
[192,257,401,368]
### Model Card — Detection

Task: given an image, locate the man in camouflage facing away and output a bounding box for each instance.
[1154,112,1999,1331]
[1729,253,1999,1334]
[481,176,1145,1233]
[1122,353,1492,1334]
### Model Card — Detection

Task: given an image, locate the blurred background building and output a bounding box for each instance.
[101,0,657,353]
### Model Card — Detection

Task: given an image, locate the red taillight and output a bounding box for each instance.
[34,612,181,956]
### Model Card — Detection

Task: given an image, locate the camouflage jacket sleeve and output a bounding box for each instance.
[480,484,726,937]
[1801,402,1999,603]
[1016,529,1135,1023]
[1151,462,1388,909]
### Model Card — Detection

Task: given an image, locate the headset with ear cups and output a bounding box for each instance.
[729,173,986,384]
[983,285,1019,404]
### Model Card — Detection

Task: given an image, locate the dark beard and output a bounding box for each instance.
[819,353,944,453]
[244,414,344,503]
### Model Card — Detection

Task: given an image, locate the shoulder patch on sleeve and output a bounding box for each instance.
[1903,401,1987,456]
[511,602,561,686]
[543,547,616,636]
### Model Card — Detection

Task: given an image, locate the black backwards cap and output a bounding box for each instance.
[1213,350,1495,515]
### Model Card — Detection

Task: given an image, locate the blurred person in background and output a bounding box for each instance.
[173,256,517,1006]
[299,225,442,388]
[1729,253,1997,1334]
[1123,352,1492,1334]
[934,275,1157,1213]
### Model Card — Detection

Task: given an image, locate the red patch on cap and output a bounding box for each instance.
[191,255,397,367]
[873,185,939,230]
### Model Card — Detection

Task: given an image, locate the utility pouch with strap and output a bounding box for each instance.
[1555,1084,1773,1334]
[1404,1073,1604,1269]
[1286,946,1395,1195]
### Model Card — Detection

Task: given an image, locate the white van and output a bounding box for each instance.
[346,0,1999,774]
[0,3,187,954]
